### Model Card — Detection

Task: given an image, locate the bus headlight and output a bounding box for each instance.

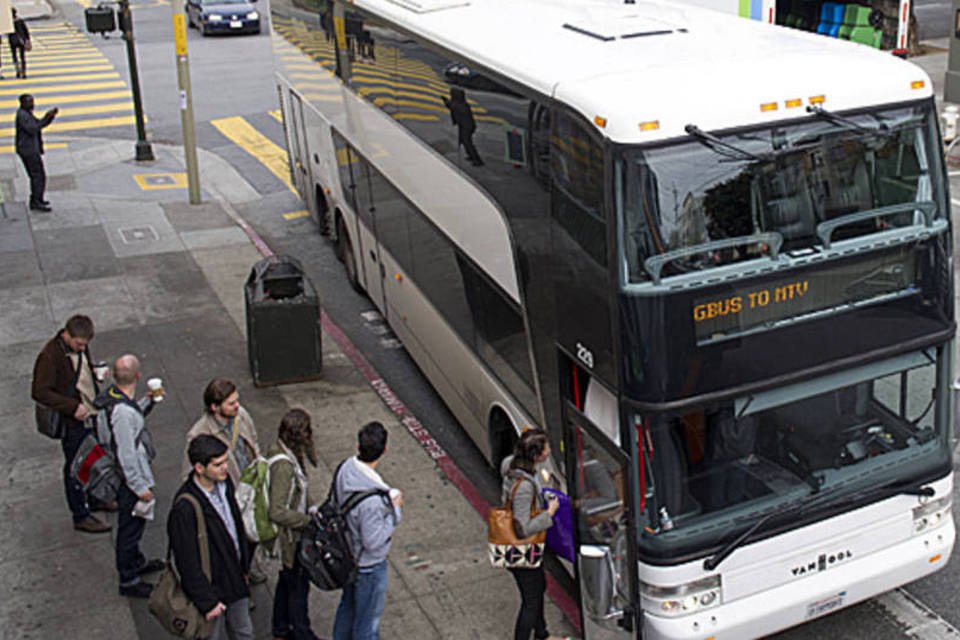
[642,575,722,618]
[913,496,951,534]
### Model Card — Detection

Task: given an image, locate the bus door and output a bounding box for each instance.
[563,400,641,639]
[288,92,316,216]
[353,157,388,316]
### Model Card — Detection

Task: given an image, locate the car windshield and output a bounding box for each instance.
[625,349,949,558]
[618,102,947,283]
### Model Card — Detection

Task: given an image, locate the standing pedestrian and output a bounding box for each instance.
[15,93,57,212]
[268,409,320,640]
[332,421,402,640]
[169,435,253,640]
[9,9,29,79]
[499,429,565,640]
[98,354,166,598]
[182,378,260,485]
[31,314,111,534]
[442,87,483,166]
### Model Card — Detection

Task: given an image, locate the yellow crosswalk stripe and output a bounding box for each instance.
[211,116,295,193]
[0,80,125,97]
[0,72,122,87]
[19,56,109,69]
[0,101,133,121]
[0,115,137,138]
[268,109,282,122]
[21,65,114,76]
[0,142,68,154]
[0,90,130,109]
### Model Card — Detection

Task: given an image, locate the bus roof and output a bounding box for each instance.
[353,0,934,144]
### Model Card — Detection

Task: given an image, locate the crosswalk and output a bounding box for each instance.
[0,22,135,152]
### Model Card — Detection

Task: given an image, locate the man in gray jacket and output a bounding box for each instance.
[96,354,165,598]
[15,94,57,212]
[332,421,402,640]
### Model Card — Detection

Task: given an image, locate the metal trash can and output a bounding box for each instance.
[245,255,322,387]
[84,5,116,33]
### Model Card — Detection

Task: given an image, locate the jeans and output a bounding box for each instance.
[272,561,317,639]
[509,567,549,640]
[332,561,388,640]
[116,484,147,586]
[208,598,254,640]
[61,419,90,523]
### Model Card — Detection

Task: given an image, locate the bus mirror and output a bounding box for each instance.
[579,545,624,627]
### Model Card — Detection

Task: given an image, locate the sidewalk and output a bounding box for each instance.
[0,135,575,639]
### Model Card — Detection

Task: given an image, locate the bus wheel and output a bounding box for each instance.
[340,226,361,293]
[316,186,330,236]
[489,409,518,472]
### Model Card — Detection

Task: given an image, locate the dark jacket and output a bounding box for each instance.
[31,332,98,420]
[16,107,53,157]
[167,476,251,615]
[10,18,28,47]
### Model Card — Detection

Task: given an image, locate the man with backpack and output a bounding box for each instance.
[169,435,253,640]
[97,354,165,598]
[332,421,403,640]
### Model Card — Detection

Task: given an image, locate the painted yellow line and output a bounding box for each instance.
[19,56,109,69]
[268,109,282,122]
[25,52,109,62]
[393,113,439,122]
[0,101,133,121]
[0,72,121,88]
[211,115,294,193]
[0,80,125,97]
[21,65,114,77]
[0,114,137,138]
[0,90,130,109]
[283,210,309,220]
[0,142,68,154]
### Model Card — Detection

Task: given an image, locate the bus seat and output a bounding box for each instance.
[761,167,817,241]
[832,158,873,215]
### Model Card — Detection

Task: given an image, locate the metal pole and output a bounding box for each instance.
[946,0,960,103]
[118,0,154,161]
[171,0,201,203]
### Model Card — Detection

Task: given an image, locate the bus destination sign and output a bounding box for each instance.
[692,247,918,343]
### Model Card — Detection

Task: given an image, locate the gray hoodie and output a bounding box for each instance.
[96,387,155,496]
[500,455,553,538]
[335,456,401,568]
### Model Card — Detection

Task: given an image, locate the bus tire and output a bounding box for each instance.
[489,408,518,472]
[337,219,362,292]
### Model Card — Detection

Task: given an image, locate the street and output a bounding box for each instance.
[0,0,959,637]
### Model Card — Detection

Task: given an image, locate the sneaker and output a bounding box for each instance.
[119,582,153,598]
[136,559,166,575]
[29,203,51,212]
[73,516,110,533]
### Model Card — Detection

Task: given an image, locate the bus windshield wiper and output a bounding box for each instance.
[806,105,886,136]
[684,124,765,162]
[702,479,934,571]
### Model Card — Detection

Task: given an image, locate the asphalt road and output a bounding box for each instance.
[53,0,960,636]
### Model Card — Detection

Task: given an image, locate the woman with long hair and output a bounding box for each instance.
[268,409,320,640]
[500,428,568,640]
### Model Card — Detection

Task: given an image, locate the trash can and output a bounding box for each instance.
[84,5,116,33]
[245,255,322,387]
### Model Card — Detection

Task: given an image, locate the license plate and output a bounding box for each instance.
[230,20,242,27]
[805,592,845,619]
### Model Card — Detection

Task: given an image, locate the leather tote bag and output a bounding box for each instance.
[487,478,546,569]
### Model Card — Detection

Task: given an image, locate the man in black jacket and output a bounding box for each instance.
[168,435,253,640]
[15,93,57,212]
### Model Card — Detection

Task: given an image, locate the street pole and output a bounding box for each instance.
[171,0,201,203]
[118,0,154,161]
[946,0,960,103]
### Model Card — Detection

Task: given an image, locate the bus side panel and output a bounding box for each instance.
[300,106,340,232]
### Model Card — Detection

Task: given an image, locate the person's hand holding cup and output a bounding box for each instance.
[146,377,165,402]
[93,361,110,383]
[389,488,403,509]
[546,493,560,517]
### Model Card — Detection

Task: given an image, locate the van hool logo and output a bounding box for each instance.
[791,549,853,576]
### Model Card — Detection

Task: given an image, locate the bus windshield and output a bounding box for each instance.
[630,349,951,559]
[618,102,947,283]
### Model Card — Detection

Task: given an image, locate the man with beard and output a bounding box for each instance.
[182,378,260,485]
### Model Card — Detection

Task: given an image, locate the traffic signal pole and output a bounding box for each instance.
[171,0,202,203]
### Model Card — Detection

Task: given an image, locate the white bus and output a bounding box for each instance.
[271,0,955,637]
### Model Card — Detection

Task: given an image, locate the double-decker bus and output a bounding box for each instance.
[270,0,955,636]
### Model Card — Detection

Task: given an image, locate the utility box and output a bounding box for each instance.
[245,255,322,387]
[84,5,116,33]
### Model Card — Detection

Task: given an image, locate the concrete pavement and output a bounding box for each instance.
[0,133,575,639]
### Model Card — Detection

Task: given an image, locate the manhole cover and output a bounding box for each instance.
[119,226,159,244]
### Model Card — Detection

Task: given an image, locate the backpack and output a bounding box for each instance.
[236,453,297,543]
[298,459,389,590]
[69,387,136,504]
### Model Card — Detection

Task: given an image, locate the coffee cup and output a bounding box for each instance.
[146,377,165,402]
[93,361,110,382]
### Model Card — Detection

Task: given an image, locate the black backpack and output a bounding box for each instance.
[298,460,389,590]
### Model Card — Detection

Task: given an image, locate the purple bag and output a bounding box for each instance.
[542,488,574,563]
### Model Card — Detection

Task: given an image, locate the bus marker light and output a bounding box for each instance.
[911,80,925,90]
[929,554,942,563]
[760,102,778,113]
[809,95,826,105]
[639,120,660,131]
[785,98,802,109]
[395,273,403,282]
[594,115,608,128]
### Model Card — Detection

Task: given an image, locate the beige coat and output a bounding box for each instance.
[181,406,260,484]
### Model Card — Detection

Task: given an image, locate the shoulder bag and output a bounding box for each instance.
[34,403,63,439]
[487,478,546,569]
[149,494,214,639]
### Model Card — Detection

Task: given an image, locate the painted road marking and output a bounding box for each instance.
[0,90,131,109]
[0,115,138,139]
[875,589,960,639]
[133,173,188,190]
[282,210,309,220]
[268,109,282,123]
[0,142,67,154]
[211,115,295,193]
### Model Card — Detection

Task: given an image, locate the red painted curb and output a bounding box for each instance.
[239,212,582,632]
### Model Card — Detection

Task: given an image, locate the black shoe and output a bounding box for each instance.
[29,203,51,212]
[136,559,166,575]
[90,499,118,512]
[73,515,111,533]
[119,582,153,598]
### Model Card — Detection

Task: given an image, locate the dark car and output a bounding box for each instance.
[186,0,261,35]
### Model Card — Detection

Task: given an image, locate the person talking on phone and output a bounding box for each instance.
[500,429,568,640]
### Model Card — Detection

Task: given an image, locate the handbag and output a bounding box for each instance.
[34,403,64,439]
[149,494,214,640]
[487,478,546,569]
[23,38,31,51]
[542,488,575,563]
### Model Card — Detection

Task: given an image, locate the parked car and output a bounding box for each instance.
[186,0,261,35]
